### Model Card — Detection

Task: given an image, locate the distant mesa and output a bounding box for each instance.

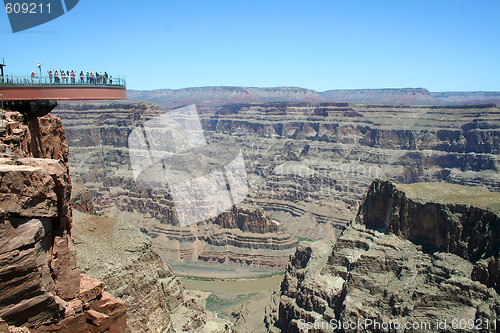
[320,87,438,104]
[127,86,323,107]
[127,86,500,107]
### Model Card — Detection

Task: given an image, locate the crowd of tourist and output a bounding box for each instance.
[43,70,114,85]
[1,70,118,85]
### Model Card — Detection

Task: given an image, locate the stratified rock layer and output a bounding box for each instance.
[277,180,499,332]
[141,205,297,268]
[54,102,500,248]
[0,111,126,332]
[54,102,299,270]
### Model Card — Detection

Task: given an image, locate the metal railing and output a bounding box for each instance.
[0,75,126,87]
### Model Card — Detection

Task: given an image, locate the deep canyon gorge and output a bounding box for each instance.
[0,87,499,332]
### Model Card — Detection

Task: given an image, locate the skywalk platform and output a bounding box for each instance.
[0,76,126,101]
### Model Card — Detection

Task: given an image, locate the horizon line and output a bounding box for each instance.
[126,86,500,93]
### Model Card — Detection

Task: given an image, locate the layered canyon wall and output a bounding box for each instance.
[54,103,299,270]
[54,102,499,250]
[277,179,499,332]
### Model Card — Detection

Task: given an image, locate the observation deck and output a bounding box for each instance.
[0,75,126,101]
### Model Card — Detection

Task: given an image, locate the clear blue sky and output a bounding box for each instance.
[1,0,499,91]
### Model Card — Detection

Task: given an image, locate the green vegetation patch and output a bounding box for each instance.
[205,292,258,312]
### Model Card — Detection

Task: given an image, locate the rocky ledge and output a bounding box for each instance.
[0,112,126,332]
[277,179,499,332]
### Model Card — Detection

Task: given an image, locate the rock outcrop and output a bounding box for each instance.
[0,111,126,332]
[140,205,297,268]
[277,180,499,332]
[70,174,96,214]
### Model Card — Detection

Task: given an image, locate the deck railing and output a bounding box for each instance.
[0,75,126,87]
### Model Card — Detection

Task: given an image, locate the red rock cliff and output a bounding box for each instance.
[0,111,126,332]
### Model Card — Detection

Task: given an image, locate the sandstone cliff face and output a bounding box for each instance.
[277,180,499,332]
[358,180,499,289]
[212,206,279,233]
[0,112,126,331]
